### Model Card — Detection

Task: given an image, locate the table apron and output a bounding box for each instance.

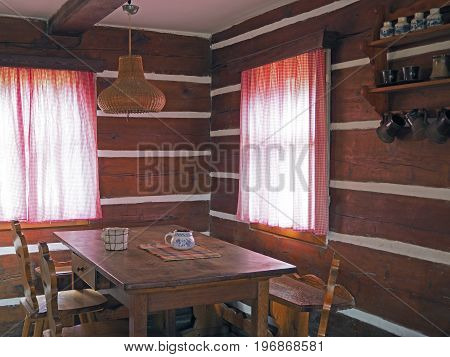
[102,278,262,312]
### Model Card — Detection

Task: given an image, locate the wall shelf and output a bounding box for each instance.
[360,6,450,120]
[368,23,450,50]
[369,78,450,93]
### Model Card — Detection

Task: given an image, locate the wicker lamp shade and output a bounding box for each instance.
[98,55,166,114]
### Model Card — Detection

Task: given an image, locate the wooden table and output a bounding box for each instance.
[55,225,296,336]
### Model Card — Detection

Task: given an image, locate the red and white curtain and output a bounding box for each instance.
[0,67,101,222]
[237,49,328,235]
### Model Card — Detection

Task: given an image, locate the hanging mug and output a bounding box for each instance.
[376,113,406,143]
[405,109,428,140]
[426,108,450,144]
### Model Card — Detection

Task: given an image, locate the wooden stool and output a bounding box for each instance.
[39,242,129,337]
[11,221,108,336]
[269,255,355,337]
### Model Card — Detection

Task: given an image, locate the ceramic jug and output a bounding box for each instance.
[164,229,195,250]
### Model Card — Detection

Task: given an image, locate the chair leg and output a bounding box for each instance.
[33,319,44,337]
[86,312,95,323]
[79,313,89,324]
[22,316,32,337]
[164,310,176,337]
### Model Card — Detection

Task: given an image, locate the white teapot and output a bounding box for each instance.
[164,229,195,250]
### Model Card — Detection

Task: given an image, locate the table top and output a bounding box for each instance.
[269,275,355,311]
[55,225,296,291]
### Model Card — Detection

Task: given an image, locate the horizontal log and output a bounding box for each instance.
[212,65,241,90]
[331,31,370,65]
[210,217,450,336]
[98,157,210,197]
[97,117,210,151]
[331,129,450,188]
[101,201,209,232]
[212,0,334,44]
[212,90,241,115]
[331,65,378,123]
[212,0,446,67]
[329,240,450,336]
[211,110,240,131]
[85,26,210,59]
[0,53,105,72]
[210,178,239,214]
[211,1,375,68]
[330,188,450,252]
[0,17,210,76]
[96,78,211,113]
[211,136,240,173]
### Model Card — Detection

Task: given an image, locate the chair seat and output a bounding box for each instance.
[269,276,354,312]
[21,289,107,318]
[43,320,129,337]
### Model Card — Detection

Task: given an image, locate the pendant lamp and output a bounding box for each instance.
[98,1,166,115]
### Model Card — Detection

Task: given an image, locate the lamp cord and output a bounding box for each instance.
[128,13,131,56]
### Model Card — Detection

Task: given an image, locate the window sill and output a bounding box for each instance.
[250,223,326,246]
[0,220,89,231]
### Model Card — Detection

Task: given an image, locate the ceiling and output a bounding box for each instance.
[0,0,298,35]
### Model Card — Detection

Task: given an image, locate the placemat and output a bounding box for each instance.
[139,243,221,262]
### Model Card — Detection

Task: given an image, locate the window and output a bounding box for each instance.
[237,49,329,243]
[0,67,101,223]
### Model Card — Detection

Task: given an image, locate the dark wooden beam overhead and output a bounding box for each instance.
[48,0,126,35]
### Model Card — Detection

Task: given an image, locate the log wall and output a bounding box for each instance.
[210,0,450,336]
[0,17,211,335]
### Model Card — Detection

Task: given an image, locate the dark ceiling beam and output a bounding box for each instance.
[48,0,126,35]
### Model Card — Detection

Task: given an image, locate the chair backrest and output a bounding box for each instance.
[317,254,340,337]
[38,242,62,337]
[11,220,39,313]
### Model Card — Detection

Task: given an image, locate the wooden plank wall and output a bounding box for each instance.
[0,17,211,335]
[210,0,450,336]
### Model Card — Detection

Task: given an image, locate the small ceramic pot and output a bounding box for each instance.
[381,69,398,85]
[395,17,410,35]
[430,54,450,79]
[380,21,394,38]
[400,66,420,82]
[411,12,426,31]
[426,8,443,28]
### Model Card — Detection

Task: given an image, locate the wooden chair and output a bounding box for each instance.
[269,254,355,337]
[39,242,129,337]
[11,221,108,336]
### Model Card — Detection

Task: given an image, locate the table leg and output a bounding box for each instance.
[296,312,309,337]
[129,294,148,337]
[251,280,269,337]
